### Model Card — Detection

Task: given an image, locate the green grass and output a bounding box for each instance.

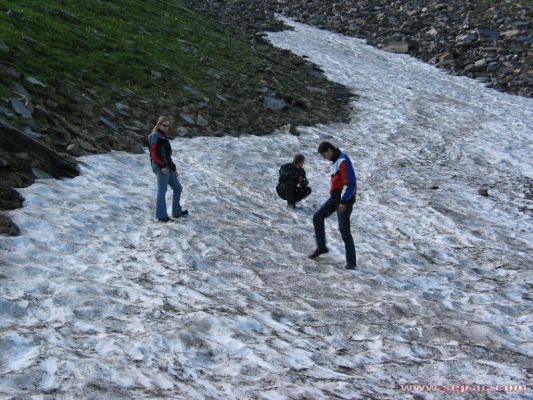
[0,0,267,124]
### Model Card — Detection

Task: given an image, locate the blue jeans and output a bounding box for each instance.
[152,163,183,219]
[313,196,356,265]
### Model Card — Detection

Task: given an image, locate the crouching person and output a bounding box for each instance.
[276,154,312,208]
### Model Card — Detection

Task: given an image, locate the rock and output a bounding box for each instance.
[0,40,8,51]
[474,58,487,68]
[10,98,32,119]
[207,68,220,78]
[518,36,533,43]
[151,69,162,79]
[501,30,520,39]
[66,143,82,157]
[0,158,8,168]
[263,96,288,111]
[99,116,118,132]
[455,33,477,45]
[487,62,500,73]
[32,167,54,180]
[426,27,438,36]
[477,28,499,40]
[0,120,78,181]
[438,51,454,64]
[0,183,24,210]
[478,187,489,197]
[115,102,129,116]
[0,214,20,236]
[216,93,228,102]
[25,76,46,87]
[308,15,324,26]
[102,107,115,118]
[177,127,189,137]
[0,106,14,117]
[197,115,209,127]
[0,64,20,78]
[23,127,41,139]
[15,83,31,100]
[382,40,409,53]
[180,112,195,125]
[183,85,203,97]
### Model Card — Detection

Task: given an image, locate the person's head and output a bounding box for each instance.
[154,115,171,134]
[317,141,337,161]
[293,153,305,169]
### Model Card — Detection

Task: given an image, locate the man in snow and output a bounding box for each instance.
[276,154,312,208]
[309,142,357,269]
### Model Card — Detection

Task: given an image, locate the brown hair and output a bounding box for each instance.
[293,153,305,165]
[153,115,170,132]
[317,141,336,153]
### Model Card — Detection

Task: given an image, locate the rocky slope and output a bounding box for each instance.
[185,0,533,97]
[0,1,352,235]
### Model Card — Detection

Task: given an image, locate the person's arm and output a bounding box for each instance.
[149,136,165,168]
[339,160,356,204]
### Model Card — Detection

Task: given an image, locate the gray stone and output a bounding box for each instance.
[474,58,487,68]
[487,62,500,73]
[23,127,41,139]
[99,116,118,132]
[25,76,46,87]
[0,107,14,117]
[151,70,161,79]
[426,27,438,36]
[177,127,189,137]
[0,40,8,51]
[455,33,477,44]
[207,68,220,79]
[32,167,54,180]
[197,115,208,127]
[115,102,129,116]
[0,64,20,78]
[102,107,115,118]
[180,112,195,125]
[183,85,202,97]
[478,187,489,197]
[382,40,409,53]
[216,93,228,103]
[263,96,288,111]
[501,30,520,39]
[10,98,32,119]
[518,36,533,43]
[308,15,324,26]
[66,143,82,157]
[15,83,31,100]
[0,158,8,168]
[477,28,499,40]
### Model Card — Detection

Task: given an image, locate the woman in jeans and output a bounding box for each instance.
[148,116,188,222]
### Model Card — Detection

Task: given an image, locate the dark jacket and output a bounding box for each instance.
[278,163,308,187]
[148,130,176,171]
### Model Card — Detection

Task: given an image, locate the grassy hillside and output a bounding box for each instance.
[0,1,351,183]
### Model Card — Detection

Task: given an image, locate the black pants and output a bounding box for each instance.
[276,183,312,204]
[313,196,356,265]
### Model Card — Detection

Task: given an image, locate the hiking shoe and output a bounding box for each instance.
[309,247,329,259]
[173,210,189,218]
[345,263,357,270]
[157,217,171,223]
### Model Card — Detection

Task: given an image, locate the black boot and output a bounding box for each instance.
[309,247,329,259]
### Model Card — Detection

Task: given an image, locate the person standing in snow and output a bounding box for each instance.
[148,116,188,222]
[276,154,312,208]
[309,142,357,269]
